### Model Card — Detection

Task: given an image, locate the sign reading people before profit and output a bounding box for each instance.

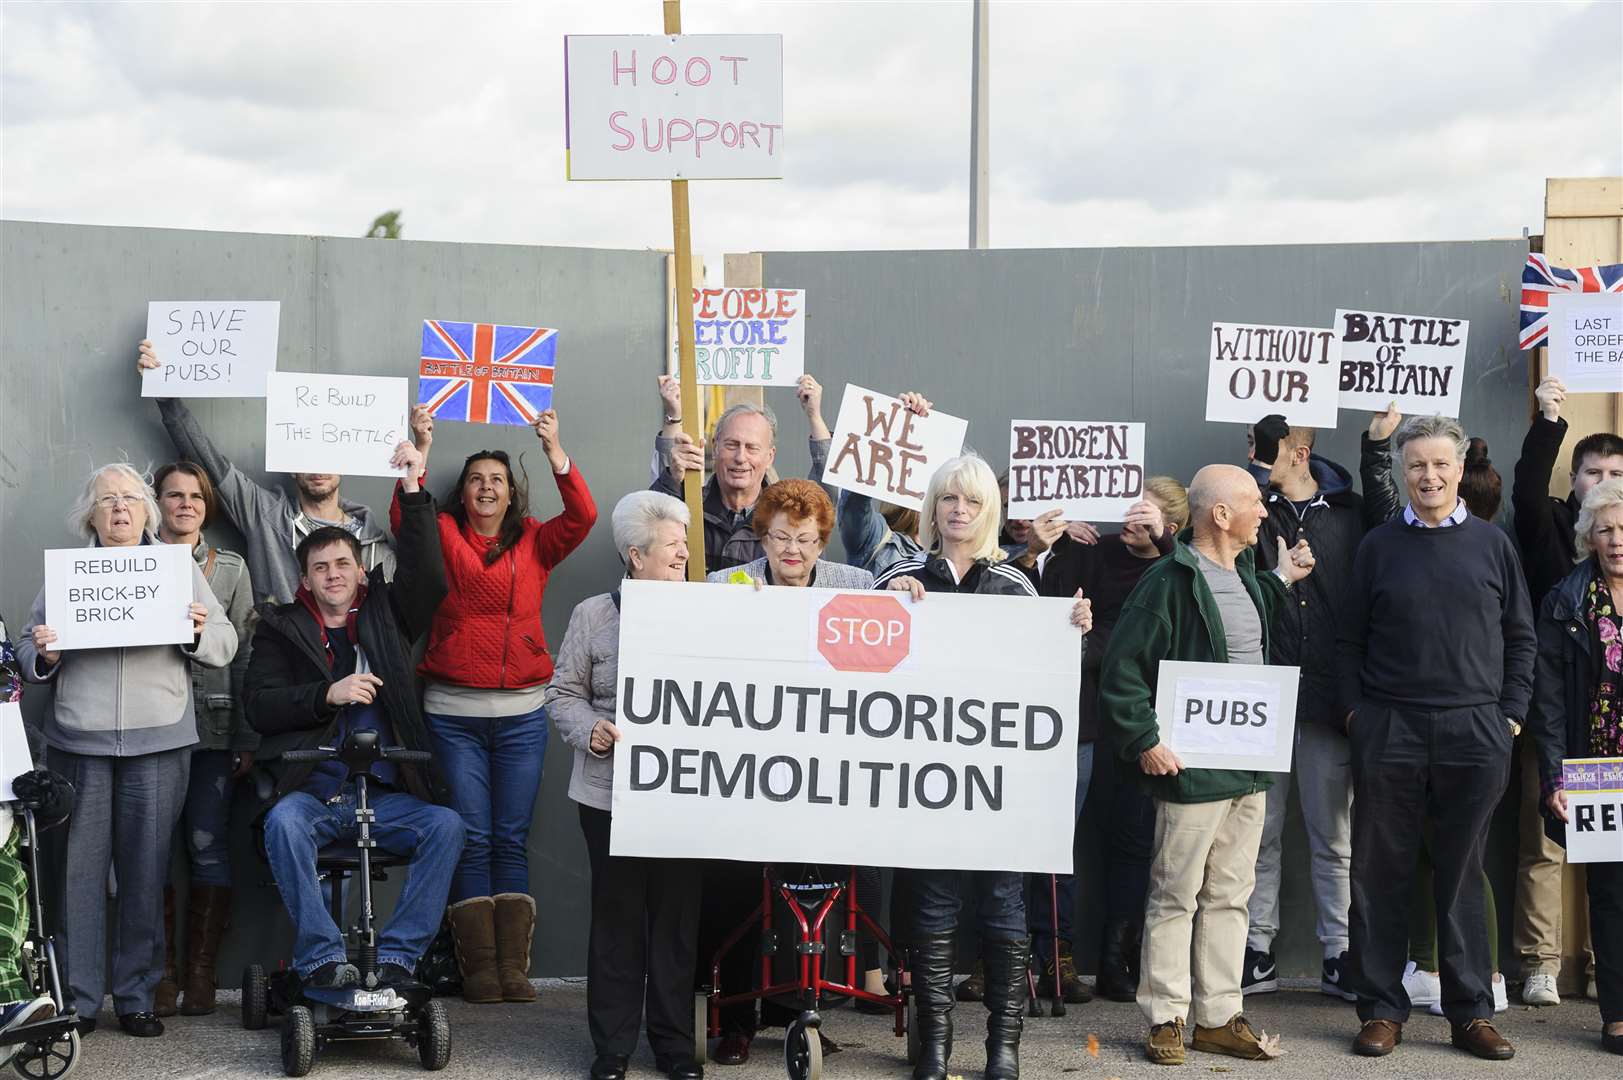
[1006,421,1146,522]
[823,385,969,513]
[1335,308,1470,417]
[679,287,806,386]
[142,301,281,398]
[43,543,195,652]
[564,34,784,180]
[264,372,409,478]
[1205,322,1341,428]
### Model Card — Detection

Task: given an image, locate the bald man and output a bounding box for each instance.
[1100,465,1315,1066]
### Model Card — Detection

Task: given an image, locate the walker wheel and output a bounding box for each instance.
[692,993,709,1064]
[783,1018,822,1080]
[904,989,920,1065]
[11,1028,79,1080]
[281,1005,315,1077]
[416,998,451,1071]
[242,964,269,1030]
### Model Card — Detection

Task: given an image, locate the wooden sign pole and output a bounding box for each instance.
[665,0,707,581]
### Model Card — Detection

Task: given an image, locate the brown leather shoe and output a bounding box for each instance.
[1451,1018,1514,1060]
[713,1034,751,1066]
[1352,1019,1402,1056]
[1144,1018,1186,1065]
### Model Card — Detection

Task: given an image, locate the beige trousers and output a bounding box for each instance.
[1138,792,1267,1028]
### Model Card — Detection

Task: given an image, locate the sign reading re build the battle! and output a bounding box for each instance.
[265,372,408,478]
[1336,309,1470,418]
[1205,322,1341,428]
[1006,421,1146,522]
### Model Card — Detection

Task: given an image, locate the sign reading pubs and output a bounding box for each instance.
[1006,421,1146,522]
[142,301,280,398]
[610,581,1082,872]
[43,544,195,651]
[265,372,408,478]
[681,287,806,386]
[564,35,784,180]
[1562,758,1623,864]
[823,385,968,513]
[1546,293,1623,394]
[1335,309,1469,418]
[1205,323,1341,427]
[1153,661,1299,773]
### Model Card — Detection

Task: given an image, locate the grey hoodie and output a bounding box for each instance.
[19,545,238,757]
[156,398,396,605]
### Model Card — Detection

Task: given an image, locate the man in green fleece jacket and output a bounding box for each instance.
[1100,464,1315,1066]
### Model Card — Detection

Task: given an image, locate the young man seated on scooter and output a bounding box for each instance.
[246,441,465,995]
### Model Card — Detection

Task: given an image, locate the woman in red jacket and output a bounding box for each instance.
[396,407,596,1004]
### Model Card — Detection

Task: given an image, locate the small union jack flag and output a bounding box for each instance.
[1520,254,1623,350]
[418,320,558,425]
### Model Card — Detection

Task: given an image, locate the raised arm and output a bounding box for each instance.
[1359,403,1404,529]
[388,443,448,639]
[1512,378,1570,594]
[531,409,598,567]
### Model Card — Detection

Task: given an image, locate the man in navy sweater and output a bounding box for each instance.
[1337,415,1535,1062]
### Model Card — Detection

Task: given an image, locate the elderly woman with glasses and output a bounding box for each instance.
[17,463,237,1037]
[390,406,598,1004]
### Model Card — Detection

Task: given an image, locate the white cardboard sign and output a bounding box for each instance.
[681,287,806,386]
[142,301,281,398]
[1335,309,1470,418]
[1562,758,1623,864]
[1547,293,1623,395]
[43,544,195,652]
[265,372,408,478]
[610,580,1081,873]
[822,385,968,513]
[1153,660,1299,773]
[1007,421,1146,522]
[1205,322,1341,427]
[564,34,784,180]
[0,704,33,801]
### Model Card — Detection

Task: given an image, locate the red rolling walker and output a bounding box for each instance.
[697,865,914,1080]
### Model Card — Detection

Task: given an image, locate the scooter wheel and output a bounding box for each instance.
[416,998,451,1071]
[692,993,709,1064]
[783,1018,822,1080]
[11,1028,78,1080]
[904,989,920,1065]
[281,1005,315,1077]
[242,965,269,1031]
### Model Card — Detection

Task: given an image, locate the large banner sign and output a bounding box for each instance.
[610,581,1082,872]
[1205,322,1341,428]
[564,34,784,180]
[1563,758,1623,864]
[822,385,968,513]
[1546,293,1623,395]
[142,300,280,398]
[265,372,408,477]
[1335,308,1469,418]
[1153,660,1299,773]
[680,287,806,386]
[1006,420,1146,522]
[43,544,194,651]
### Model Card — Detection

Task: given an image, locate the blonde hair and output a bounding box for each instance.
[68,462,160,542]
[921,453,1005,563]
[1576,478,1623,561]
[1144,475,1189,533]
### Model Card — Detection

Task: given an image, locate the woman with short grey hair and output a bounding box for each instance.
[547,491,702,1080]
[17,462,237,1038]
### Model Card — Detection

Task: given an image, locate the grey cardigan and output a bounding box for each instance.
[704,557,877,590]
[189,541,258,753]
[546,592,621,812]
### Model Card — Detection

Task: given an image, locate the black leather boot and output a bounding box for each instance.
[1096,920,1139,1003]
[983,936,1028,1080]
[910,932,955,1080]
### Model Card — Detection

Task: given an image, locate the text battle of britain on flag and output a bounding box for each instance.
[418,320,559,426]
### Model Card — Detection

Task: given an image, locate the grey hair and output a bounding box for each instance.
[68,462,161,541]
[1575,478,1623,561]
[714,402,778,446]
[1392,414,1470,472]
[611,490,691,565]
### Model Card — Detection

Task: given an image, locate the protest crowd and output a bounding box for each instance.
[1,328,1621,1080]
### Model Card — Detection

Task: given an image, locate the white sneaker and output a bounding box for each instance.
[1521,972,1560,1006]
[1493,973,1508,1013]
[1403,961,1441,1009]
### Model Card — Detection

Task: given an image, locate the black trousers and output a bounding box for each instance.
[1090,743,1156,926]
[1589,860,1622,1025]
[695,859,771,1035]
[1347,703,1511,1025]
[580,805,702,1061]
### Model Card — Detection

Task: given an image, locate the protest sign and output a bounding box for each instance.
[1205,323,1341,427]
[610,580,1081,872]
[1007,421,1145,522]
[265,372,408,478]
[1335,309,1470,418]
[43,544,194,652]
[822,385,967,513]
[1562,758,1623,864]
[1546,293,1623,394]
[418,320,558,425]
[679,287,805,386]
[1153,660,1299,772]
[142,301,280,398]
[564,34,784,180]
[0,704,31,802]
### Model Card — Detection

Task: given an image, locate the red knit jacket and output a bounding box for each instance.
[392,464,596,689]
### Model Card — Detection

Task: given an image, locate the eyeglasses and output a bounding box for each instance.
[95,493,144,510]
[765,531,821,550]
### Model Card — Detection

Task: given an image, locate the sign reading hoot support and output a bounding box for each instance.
[1153,660,1299,772]
[609,580,1082,873]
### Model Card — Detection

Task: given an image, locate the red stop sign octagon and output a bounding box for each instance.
[817,594,912,673]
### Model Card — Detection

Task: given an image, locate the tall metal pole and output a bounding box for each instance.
[969,0,990,249]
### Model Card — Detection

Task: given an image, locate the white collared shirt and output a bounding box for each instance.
[1403,499,1469,528]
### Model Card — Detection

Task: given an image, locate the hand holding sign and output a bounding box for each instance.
[142,301,280,398]
[533,409,569,472]
[30,625,60,667]
[1368,401,1403,442]
[669,430,705,483]
[189,602,208,639]
[589,719,622,755]
[1139,744,1184,777]
[1535,377,1566,422]
[1022,509,1066,561]
[1070,590,1093,633]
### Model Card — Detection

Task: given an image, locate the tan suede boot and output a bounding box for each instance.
[492,893,538,1003]
[153,886,179,1017]
[448,897,503,1003]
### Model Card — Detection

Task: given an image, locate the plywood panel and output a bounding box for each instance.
[1546,175,1623,218]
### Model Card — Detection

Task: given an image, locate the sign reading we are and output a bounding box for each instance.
[822,385,968,513]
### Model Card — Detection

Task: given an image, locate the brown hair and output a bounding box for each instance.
[880,502,920,542]
[152,461,217,529]
[1144,475,1190,533]
[752,478,835,544]
[1461,437,1502,522]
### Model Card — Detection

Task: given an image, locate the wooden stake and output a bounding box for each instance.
[665,0,707,580]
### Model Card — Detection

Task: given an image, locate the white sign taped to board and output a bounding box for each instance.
[1153,660,1299,773]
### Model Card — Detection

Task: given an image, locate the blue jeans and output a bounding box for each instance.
[1027,741,1094,954]
[182,749,235,887]
[912,870,1025,939]
[427,706,548,902]
[262,790,464,975]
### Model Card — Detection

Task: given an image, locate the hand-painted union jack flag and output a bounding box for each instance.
[418,320,558,425]
[1520,254,1623,350]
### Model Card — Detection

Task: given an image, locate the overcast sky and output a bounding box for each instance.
[3,0,1619,266]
